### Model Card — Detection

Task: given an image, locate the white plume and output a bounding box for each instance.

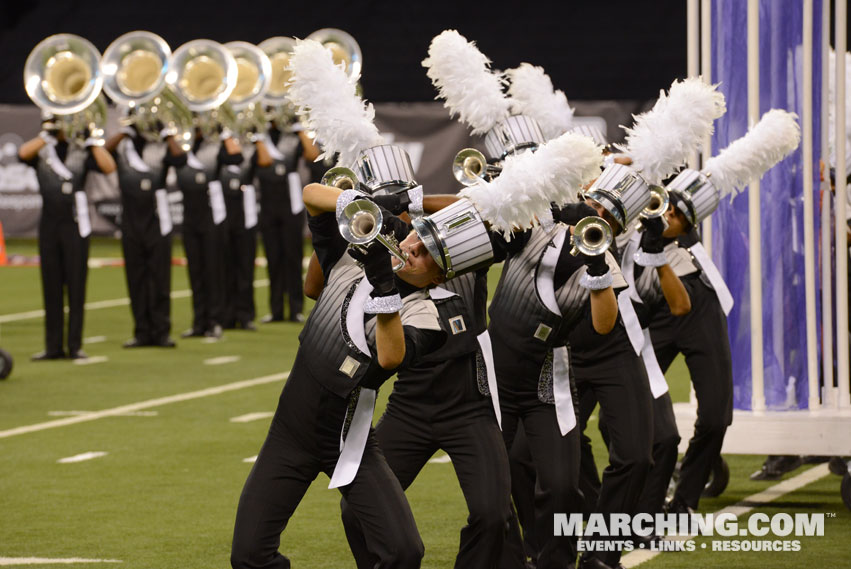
[704,109,801,199]
[828,49,851,168]
[285,39,384,166]
[506,63,574,140]
[459,132,602,237]
[618,77,726,184]
[422,30,511,135]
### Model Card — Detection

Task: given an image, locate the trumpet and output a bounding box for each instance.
[338,199,409,272]
[321,166,360,191]
[570,216,614,257]
[452,148,503,186]
[635,185,670,232]
[305,28,362,80]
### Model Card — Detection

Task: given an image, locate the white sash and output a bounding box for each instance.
[536,228,565,315]
[74,192,91,238]
[186,151,205,170]
[620,231,643,303]
[243,184,258,229]
[287,172,304,215]
[155,189,173,236]
[640,328,669,398]
[552,346,577,435]
[207,181,226,225]
[328,387,377,489]
[689,243,734,315]
[43,142,73,180]
[265,134,285,160]
[120,138,150,173]
[618,293,645,356]
[476,330,502,429]
[329,277,374,488]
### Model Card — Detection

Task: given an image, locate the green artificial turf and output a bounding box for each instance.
[0,237,848,568]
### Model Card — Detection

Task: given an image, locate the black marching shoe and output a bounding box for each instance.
[749,455,803,481]
[68,350,88,360]
[260,314,284,323]
[578,554,623,569]
[205,325,223,340]
[31,351,65,361]
[152,337,177,348]
[289,313,305,323]
[664,494,694,516]
[123,337,148,348]
[181,328,205,338]
[239,320,257,331]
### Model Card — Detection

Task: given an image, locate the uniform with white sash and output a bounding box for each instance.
[253,130,306,321]
[342,267,513,569]
[641,228,734,511]
[114,133,173,345]
[22,139,99,357]
[168,138,226,335]
[230,211,443,569]
[488,224,618,569]
[218,144,257,328]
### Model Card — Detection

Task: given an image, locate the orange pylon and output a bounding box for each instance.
[0,221,6,266]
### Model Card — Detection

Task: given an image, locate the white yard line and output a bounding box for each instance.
[73,356,108,366]
[0,558,122,565]
[204,356,241,365]
[57,451,108,464]
[0,371,289,440]
[0,279,270,324]
[48,410,158,417]
[621,463,832,567]
[83,336,107,344]
[230,412,274,423]
[243,456,258,463]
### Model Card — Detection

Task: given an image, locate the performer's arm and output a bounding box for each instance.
[254,137,273,168]
[89,146,116,174]
[104,132,128,154]
[18,136,46,163]
[640,217,691,316]
[304,252,325,300]
[375,313,405,370]
[589,287,618,335]
[298,131,320,162]
[303,183,342,216]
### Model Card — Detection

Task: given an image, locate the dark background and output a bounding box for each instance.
[0,0,693,105]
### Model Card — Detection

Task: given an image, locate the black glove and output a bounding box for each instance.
[347,240,397,297]
[369,191,411,216]
[578,250,609,277]
[554,202,597,226]
[639,216,666,253]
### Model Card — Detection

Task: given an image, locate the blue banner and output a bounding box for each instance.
[711,0,823,410]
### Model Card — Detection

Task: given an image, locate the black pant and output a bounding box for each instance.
[38,217,88,355]
[341,409,512,569]
[507,424,538,564]
[223,219,257,327]
[591,391,680,519]
[498,391,581,569]
[260,206,304,320]
[182,221,226,333]
[122,227,172,343]
[573,356,653,567]
[649,279,733,509]
[231,362,423,569]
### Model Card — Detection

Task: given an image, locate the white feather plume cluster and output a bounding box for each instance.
[703,109,801,199]
[422,30,510,135]
[506,63,574,141]
[459,132,602,236]
[285,39,384,166]
[618,77,726,184]
[828,49,851,168]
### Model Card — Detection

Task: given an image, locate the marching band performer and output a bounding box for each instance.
[19,114,116,360]
[166,123,228,340]
[106,118,175,348]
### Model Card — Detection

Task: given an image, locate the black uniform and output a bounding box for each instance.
[488,225,623,569]
[648,231,733,511]
[168,138,226,336]
[22,139,99,358]
[342,266,514,569]
[230,211,443,569]
[254,130,306,322]
[218,145,257,329]
[113,132,172,345]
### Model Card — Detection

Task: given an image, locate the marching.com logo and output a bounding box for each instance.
[554,513,826,552]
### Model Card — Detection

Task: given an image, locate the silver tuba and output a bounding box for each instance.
[452,148,502,186]
[101,31,170,107]
[570,216,614,257]
[24,33,103,116]
[223,41,272,141]
[305,28,362,80]
[167,39,237,112]
[338,199,409,272]
[259,36,297,128]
